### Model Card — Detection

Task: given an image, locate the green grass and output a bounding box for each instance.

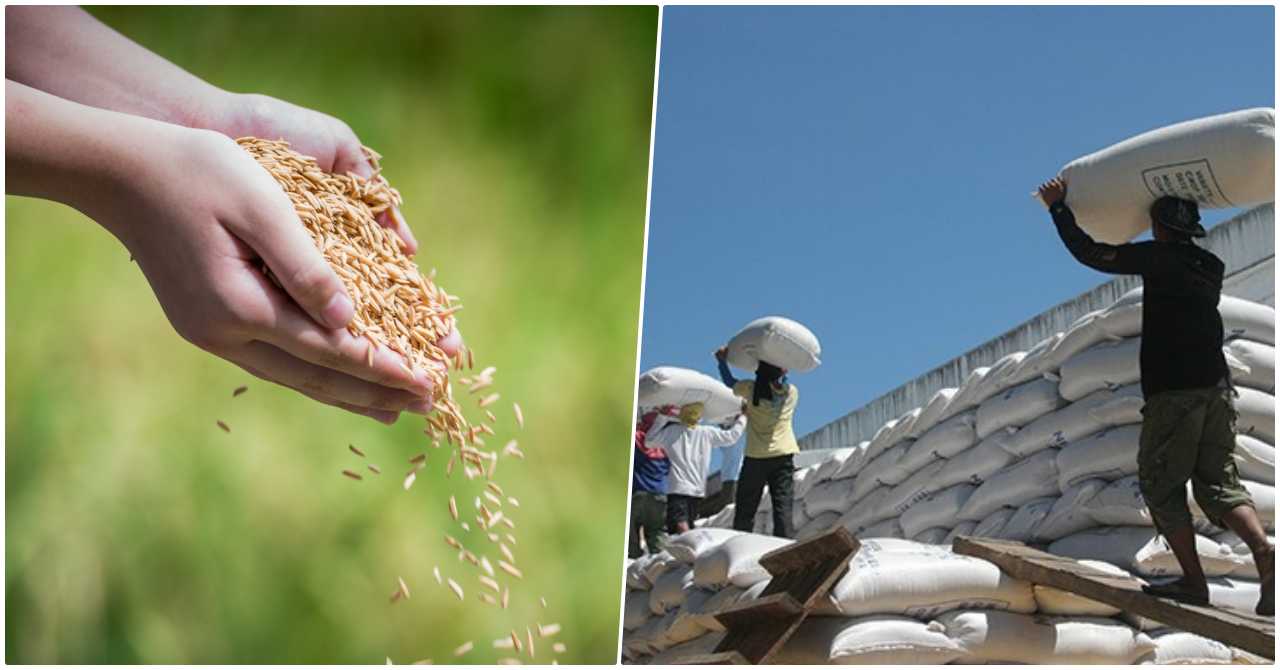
[5,6,655,663]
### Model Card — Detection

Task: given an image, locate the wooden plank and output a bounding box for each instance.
[689,528,860,665]
[953,536,1275,659]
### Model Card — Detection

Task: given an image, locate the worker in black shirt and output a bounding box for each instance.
[1038,176,1273,616]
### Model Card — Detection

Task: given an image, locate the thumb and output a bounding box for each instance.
[240,188,354,330]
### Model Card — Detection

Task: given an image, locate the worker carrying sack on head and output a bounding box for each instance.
[715,345,802,539]
[1037,176,1274,616]
[645,402,747,535]
[630,405,677,558]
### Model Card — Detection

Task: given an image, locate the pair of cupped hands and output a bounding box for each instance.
[89,93,458,424]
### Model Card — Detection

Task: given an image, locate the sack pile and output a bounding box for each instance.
[628,291,1276,663]
[623,532,1262,664]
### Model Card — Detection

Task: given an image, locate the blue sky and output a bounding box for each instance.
[640,5,1274,466]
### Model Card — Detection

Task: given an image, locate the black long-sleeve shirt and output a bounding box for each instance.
[1049,200,1228,398]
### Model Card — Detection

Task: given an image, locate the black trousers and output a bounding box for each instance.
[666,493,701,533]
[732,454,795,538]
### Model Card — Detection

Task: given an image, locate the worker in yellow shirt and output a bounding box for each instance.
[715,346,799,538]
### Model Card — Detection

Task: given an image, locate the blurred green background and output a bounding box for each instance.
[6,6,655,664]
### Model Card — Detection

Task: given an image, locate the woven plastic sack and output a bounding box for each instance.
[725,315,821,373]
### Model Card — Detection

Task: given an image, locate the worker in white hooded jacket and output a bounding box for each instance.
[645,402,747,534]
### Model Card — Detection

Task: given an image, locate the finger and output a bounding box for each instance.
[233,340,433,414]
[437,325,464,360]
[378,207,420,256]
[234,184,354,330]
[238,360,402,424]
[245,280,437,396]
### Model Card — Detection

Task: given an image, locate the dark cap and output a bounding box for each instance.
[1150,196,1206,238]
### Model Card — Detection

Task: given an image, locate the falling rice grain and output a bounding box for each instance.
[513,402,524,428]
[486,482,505,496]
[493,637,515,650]
[403,469,417,491]
[444,535,461,549]
[447,578,464,601]
[233,386,248,397]
[484,491,503,507]
[398,576,411,600]
[539,623,561,638]
[433,566,442,584]
[540,596,548,609]
[479,575,500,593]
[527,627,536,659]
[502,588,510,609]
[498,560,523,580]
[448,496,459,521]
[452,641,473,657]
[479,393,500,408]
[508,497,520,508]
[497,659,522,666]
[216,420,231,433]
[342,469,363,481]
[510,631,523,653]
[349,444,366,458]
[409,453,426,464]
[552,643,566,654]
[479,592,498,606]
[480,555,495,577]
[367,464,381,475]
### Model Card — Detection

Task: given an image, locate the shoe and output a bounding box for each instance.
[1256,545,1274,616]
[1143,579,1210,606]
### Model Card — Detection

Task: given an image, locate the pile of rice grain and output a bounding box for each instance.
[239,138,559,664]
[238,137,470,443]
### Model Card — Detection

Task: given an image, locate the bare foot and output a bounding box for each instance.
[1256,543,1274,616]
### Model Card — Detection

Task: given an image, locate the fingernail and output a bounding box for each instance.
[321,293,354,329]
[376,412,399,426]
[407,398,433,415]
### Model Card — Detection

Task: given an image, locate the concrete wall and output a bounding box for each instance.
[800,204,1275,452]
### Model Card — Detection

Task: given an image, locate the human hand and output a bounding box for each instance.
[1037,177,1067,208]
[207,92,420,256]
[85,119,457,423]
[714,346,729,362]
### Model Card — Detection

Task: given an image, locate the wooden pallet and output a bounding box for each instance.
[953,536,1275,659]
[685,527,860,665]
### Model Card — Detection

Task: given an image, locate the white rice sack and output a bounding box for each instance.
[1056,107,1275,244]
[820,545,1035,618]
[1220,295,1276,346]
[793,463,821,499]
[1234,387,1275,444]
[837,486,892,535]
[1082,475,1153,527]
[971,351,1030,407]
[906,410,978,462]
[818,447,860,482]
[1227,339,1275,393]
[976,377,1066,438]
[959,450,1060,522]
[624,589,654,630]
[1236,435,1275,485]
[940,366,991,420]
[1000,496,1057,542]
[664,528,744,564]
[881,460,950,519]
[1037,310,1109,378]
[684,583,744,631]
[1049,526,1243,577]
[626,551,667,590]
[939,610,1155,664]
[1208,576,1263,616]
[692,533,792,588]
[1142,630,1237,665]
[971,507,1014,539]
[944,521,978,545]
[1002,384,1144,458]
[642,550,680,584]
[805,478,857,517]
[831,441,871,481]
[627,610,677,657]
[860,517,905,539]
[1005,331,1064,387]
[774,615,964,665]
[636,366,744,423]
[900,483,977,539]
[912,527,951,545]
[725,315,821,373]
[932,435,1017,491]
[1059,337,1141,401]
[883,408,922,450]
[649,564,695,615]
[666,589,715,645]
[1033,559,1128,616]
[796,510,841,542]
[1034,478,1106,542]
[857,441,911,487]
[891,437,942,481]
[1057,424,1141,489]
[907,387,959,439]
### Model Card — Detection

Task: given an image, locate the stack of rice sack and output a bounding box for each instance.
[658,291,1274,664]
[623,530,1261,664]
